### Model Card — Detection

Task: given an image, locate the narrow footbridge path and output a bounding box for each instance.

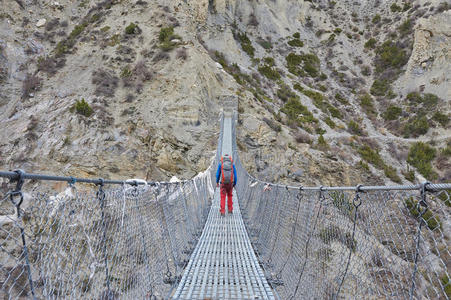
[173,116,275,299]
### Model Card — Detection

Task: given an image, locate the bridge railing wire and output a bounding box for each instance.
[0,114,223,299]
[231,114,450,300]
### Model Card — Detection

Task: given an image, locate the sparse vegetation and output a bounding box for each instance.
[364,38,377,49]
[407,142,437,180]
[370,79,390,96]
[317,135,328,149]
[403,169,415,182]
[286,52,320,77]
[288,38,304,47]
[399,18,413,35]
[334,93,348,105]
[125,22,139,34]
[405,198,441,230]
[383,105,402,121]
[263,117,281,132]
[432,111,449,127]
[359,93,376,116]
[281,98,317,127]
[237,32,255,57]
[372,15,381,23]
[92,69,119,97]
[374,40,408,74]
[22,73,42,98]
[70,98,93,117]
[390,3,402,12]
[257,39,272,49]
[319,225,356,252]
[158,26,180,51]
[276,84,296,102]
[403,115,429,137]
[348,120,363,135]
[358,144,401,183]
[258,64,280,80]
[324,117,336,129]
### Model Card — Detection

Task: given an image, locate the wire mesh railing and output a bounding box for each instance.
[231,115,450,299]
[0,114,224,300]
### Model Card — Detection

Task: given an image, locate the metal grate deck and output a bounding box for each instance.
[172,116,275,299]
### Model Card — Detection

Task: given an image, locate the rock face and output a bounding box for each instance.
[402,10,451,99]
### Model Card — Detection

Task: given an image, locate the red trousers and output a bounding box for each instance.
[220,183,233,214]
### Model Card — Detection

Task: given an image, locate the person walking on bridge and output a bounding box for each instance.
[216,154,237,216]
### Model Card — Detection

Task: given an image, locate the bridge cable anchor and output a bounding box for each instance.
[7,170,36,299]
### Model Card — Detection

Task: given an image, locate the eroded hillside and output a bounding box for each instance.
[0,0,449,186]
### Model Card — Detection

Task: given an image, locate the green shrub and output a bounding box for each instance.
[277,84,297,102]
[288,38,304,47]
[237,32,255,57]
[358,145,384,169]
[120,67,132,78]
[407,142,437,179]
[348,120,363,135]
[441,146,451,157]
[214,51,227,68]
[258,65,280,80]
[402,2,412,11]
[293,32,300,39]
[442,274,451,298]
[293,83,304,92]
[334,28,342,34]
[328,105,342,119]
[403,169,415,182]
[317,134,328,149]
[286,52,320,77]
[69,23,87,39]
[422,93,439,108]
[372,15,381,23]
[375,40,408,73]
[406,91,422,103]
[101,26,110,32]
[324,117,336,129]
[125,22,139,34]
[360,93,376,115]
[159,26,174,42]
[358,160,370,171]
[403,116,429,137]
[370,79,390,96]
[257,39,272,49]
[263,57,275,66]
[71,98,93,117]
[432,112,449,127]
[281,98,317,125]
[384,165,401,183]
[390,3,401,12]
[334,93,348,105]
[316,127,326,135]
[383,105,402,120]
[364,38,377,49]
[398,18,413,35]
[317,84,327,92]
[405,198,441,230]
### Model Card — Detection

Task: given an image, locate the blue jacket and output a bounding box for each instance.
[216,163,237,186]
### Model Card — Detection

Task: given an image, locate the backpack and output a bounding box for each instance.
[221,156,234,184]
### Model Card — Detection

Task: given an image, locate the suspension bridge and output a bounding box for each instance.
[0,109,450,299]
